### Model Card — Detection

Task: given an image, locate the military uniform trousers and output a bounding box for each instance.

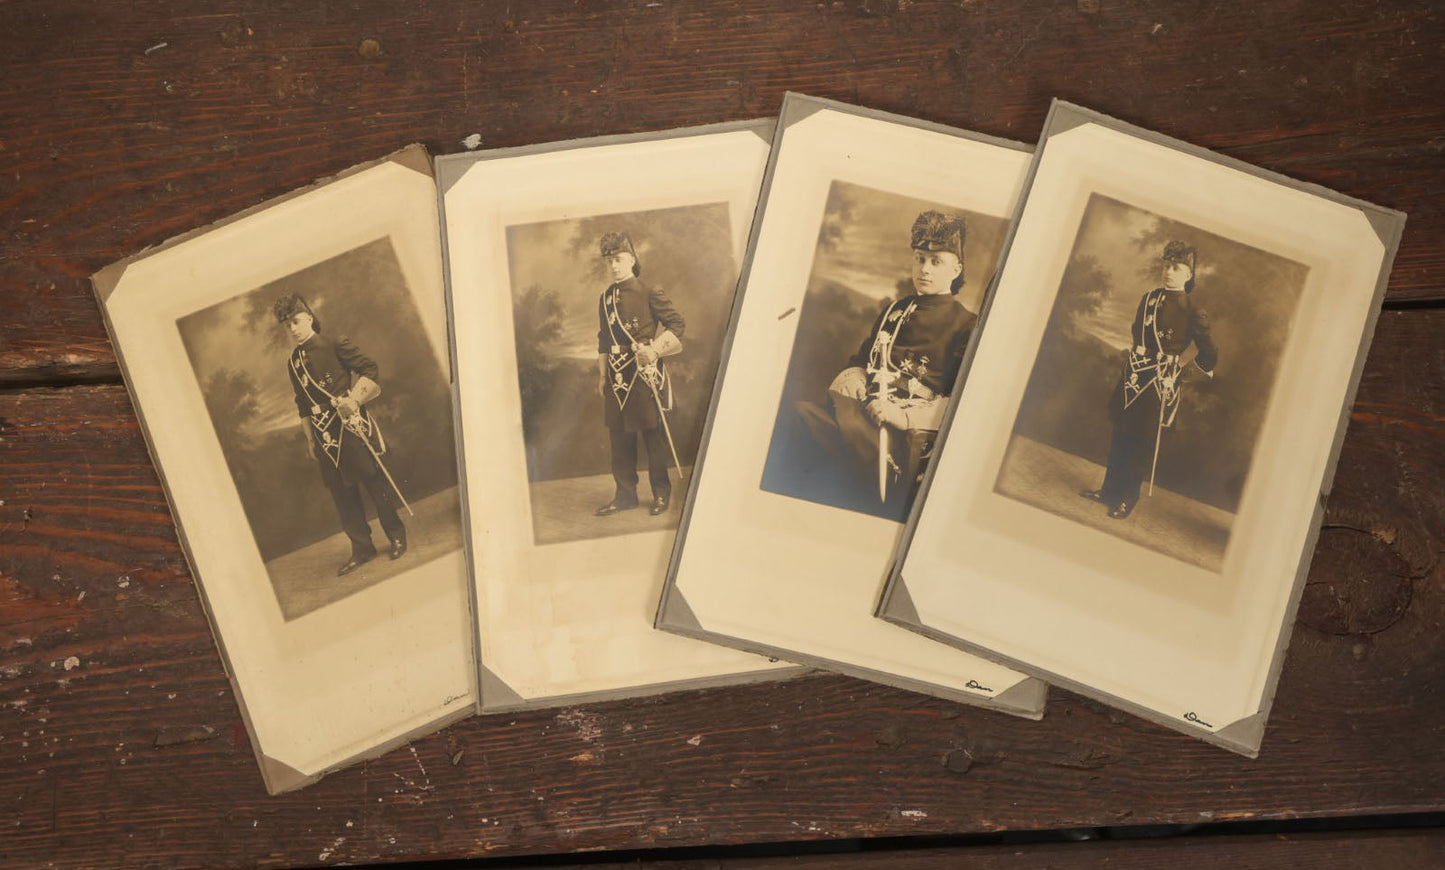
[1098,376,1169,507]
[313,428,405,558]
[792,395,930,523]
[607,423,672,502]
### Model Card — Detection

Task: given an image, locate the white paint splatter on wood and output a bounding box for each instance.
[556,708,603,742]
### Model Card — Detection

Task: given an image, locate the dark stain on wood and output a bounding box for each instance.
[942,749,973,775]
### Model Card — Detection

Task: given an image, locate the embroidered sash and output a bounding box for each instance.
[602,284,641,410]
[1122,288,1184,426]
[288,349,385,468]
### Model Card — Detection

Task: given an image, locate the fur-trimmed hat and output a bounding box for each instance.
[273,293,321,332]
[910,211,966,294]
[599,231,641,276]
[1161,240,1197,265]
[1161,240,1198,292]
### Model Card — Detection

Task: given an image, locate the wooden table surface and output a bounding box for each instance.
[1,2,1441,867]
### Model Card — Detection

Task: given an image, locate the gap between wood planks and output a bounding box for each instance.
[0,297,1439,394]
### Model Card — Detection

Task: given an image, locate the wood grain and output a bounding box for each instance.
[0,0,1441,384]
[538,828,1445,869]
[0,308,1440,868]
[1,1,1441,865]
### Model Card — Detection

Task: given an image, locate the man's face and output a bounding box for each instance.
[911,249,962,296]
[605,251,636,282]
[285,310,316,345]
[1162,259,1193,291]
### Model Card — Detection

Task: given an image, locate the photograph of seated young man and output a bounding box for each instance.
[790,211,974,520]
[594,232,686,518]
[276,293,409,576]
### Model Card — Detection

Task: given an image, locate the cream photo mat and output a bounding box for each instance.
[440,125,798,711]
[659,98,1045,716]
[95,151,476,793]
[885,106,1402,752]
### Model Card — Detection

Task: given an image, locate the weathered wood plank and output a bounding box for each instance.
[0,0,1440,382]
[540,828,1445,870]
[0,308,1440,867]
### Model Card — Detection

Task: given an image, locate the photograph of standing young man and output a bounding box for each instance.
[595,232,686,517]
[277,293,408,575]
[1080,240,1218,520]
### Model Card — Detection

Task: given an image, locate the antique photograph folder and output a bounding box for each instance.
[881,101,1406,754]
[657,94,1046,717]
[91,146,477,793]
[438,122,800,712]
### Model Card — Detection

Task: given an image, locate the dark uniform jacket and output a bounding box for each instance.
[1108,287,1217,433]
[288,333,385,482]
[847,293,976,399]
[597,277,686,432]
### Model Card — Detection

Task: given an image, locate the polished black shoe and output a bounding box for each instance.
[338,551,376,576]
[1107,500,1136,520]
[595,496,639,517]
[1079,488,1107,503]
[648,493,671,516]
[389,536,408,560]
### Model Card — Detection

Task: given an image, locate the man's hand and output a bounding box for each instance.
[635,343,659,368]
[827,366,869,402]
[865,398,908,429]
[335,396,361,421]
[598,375,608,398]
[651,328,683,358]
[350,375,381,405]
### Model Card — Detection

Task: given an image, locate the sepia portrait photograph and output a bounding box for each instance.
[660,95,1045,717]
[761,180,1008,522]
[94,147,477,792]
[440,124,790,711]
[994,193,1306,571]
[505,203,738,546]
[883,102,1405,755]
[178,237,463,620]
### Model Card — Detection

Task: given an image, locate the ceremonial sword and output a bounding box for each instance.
[866,303,908,504]
[1146,352,1190,498]
[871,367,897,503]
[636,356,686,480]
[339,407,415,517]
[291,356,414,516]
[606,289,685,479]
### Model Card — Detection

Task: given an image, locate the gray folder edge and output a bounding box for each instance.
[436,119,819,715]
[650,92,1046,720]
[877,99,1407,757]
[91,144,480,794]
[658,588,1046,718]
[476,660,810,716]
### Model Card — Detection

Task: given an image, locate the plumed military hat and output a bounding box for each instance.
[1161,240,1197,266]
[272,292,321,332]
[1161,240,1198,293]
[600,232,638,259]
[599,231,641,276]
[910,211,966,261]
[911,211,966,294]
